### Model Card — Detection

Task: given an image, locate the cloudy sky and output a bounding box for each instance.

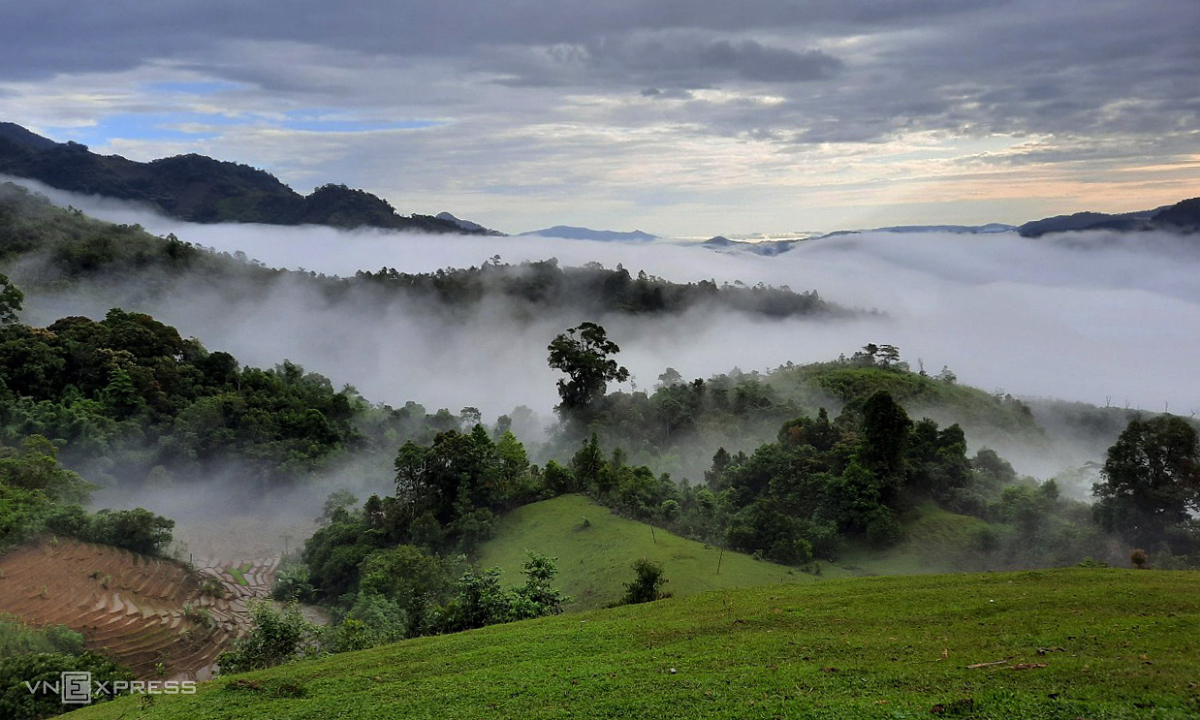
[2,0,1197,236]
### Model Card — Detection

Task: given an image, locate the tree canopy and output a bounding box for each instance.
[547,322,629,415]
[1093,415,1200,552]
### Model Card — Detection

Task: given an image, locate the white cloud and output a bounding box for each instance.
[15,182,1200,430]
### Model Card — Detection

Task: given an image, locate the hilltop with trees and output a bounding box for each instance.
[0,123,476,233]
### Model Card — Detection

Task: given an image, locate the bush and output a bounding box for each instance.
[510,552,572,620]
[182,603,213,628]
[621,558,670,605]
[270,563,317,602]
[0,652,132,720]
[433,554,570,634]
[0,616,85,658]
[435,568,511,633]
[89,508,174,556]
[327,593,408,652]
[217,601,319,674]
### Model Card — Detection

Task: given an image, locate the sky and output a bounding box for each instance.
[1,1,1197,236]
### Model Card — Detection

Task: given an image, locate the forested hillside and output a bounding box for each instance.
[0,124,472,233]
[0,182,844,323]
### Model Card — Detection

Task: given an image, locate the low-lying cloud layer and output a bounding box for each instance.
[15,180,1200,429]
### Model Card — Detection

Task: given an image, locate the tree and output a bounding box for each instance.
[859,391,912,481]
[217,601,319,673]
[89,508,175,556]
[1093,415,1200,549]
[547,322,629,414]
[656,367,683,388]
[0,273,23,325]
[510,552,571,619]
[621,558,670,605]
[0,652,132,720]
[0,435,92,504]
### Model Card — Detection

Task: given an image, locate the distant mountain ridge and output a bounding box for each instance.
[519,225,657,242]
[0,122,481,234]
[821,223,1015,237]
[436,211,504,236]
[701,224,1016,257]
[1017,200,1200,237]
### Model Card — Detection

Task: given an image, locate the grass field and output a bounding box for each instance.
[66,568,1200,719]
[474,494,835,610]
[835,505,993,576]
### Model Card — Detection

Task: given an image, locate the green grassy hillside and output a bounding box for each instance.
[475,494,832,610]
[778,363,1043,439]
[835,504,993,576]
[67,568,1200,719]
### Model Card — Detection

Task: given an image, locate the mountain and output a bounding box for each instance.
[1017,208,1161,237]
[1151,197,1200,231]
[0,121,59,151]
[436,211,505,235]
[519,225,657,242]
[700,235,802,256]
[702,225,1014,257]
[0,122,479,234]
[1015,199,1200,237]
[820,223,1015,238]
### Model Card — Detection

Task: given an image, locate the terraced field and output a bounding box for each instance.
[0,537,279,680]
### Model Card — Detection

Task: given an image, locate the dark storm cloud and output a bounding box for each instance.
[1,0,1196,189]
[490,35,842,89]
[0,0,991,80]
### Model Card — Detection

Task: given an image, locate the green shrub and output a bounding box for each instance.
[327,593,408,652]
[621,558,670,605]
[0,616,85,658]
[88,508,174,556]
[217,601,319,674]
[0,652,132,720]
[270,563,316,602]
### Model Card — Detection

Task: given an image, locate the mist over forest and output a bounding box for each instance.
[7,174,1199,437]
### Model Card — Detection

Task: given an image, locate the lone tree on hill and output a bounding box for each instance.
[547,322,629,415]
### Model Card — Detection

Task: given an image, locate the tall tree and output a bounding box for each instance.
[547,322,629,414]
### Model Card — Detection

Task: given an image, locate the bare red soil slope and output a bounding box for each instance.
[0,538,275,679]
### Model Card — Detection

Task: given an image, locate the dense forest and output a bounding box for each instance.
[0,182,845,324]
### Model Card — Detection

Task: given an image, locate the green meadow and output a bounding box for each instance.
[475,494,835,610]
[67,568,1200,720]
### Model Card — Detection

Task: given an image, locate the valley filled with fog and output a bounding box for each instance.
[12,175,1199,436]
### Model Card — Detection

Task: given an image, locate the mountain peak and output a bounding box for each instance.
[0,122,59,152]
[518,225,657,242]
[0,122,479,234]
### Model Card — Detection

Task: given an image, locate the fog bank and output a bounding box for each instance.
[10,176,1200,426]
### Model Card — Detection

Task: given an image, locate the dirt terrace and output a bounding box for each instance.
[0,537,278,680]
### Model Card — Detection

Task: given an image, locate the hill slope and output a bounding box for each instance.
[1017,197,1200,237]
[0,123,472,233]
[67,568,1200,719]
[475,494,825,610]
[0,538,274,680]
